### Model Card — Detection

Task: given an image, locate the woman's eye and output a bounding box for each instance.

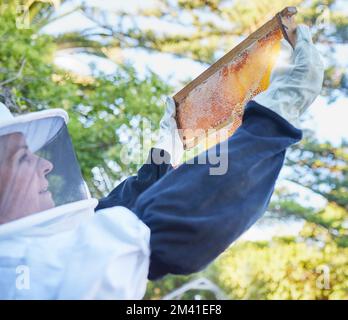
[19,153,30,164]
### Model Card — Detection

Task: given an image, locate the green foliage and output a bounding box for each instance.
[0,6,172,197]
[286,138,348,210]
[210,239,348,299]
[146,236,348,300]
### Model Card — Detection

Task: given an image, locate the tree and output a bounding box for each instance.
[52,0,348,96]
[210,238,348,299]
[5,0,347,96]
[270,138,348,247]
[0,5,172,197]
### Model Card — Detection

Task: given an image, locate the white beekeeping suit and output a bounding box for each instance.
[0,103,150,299]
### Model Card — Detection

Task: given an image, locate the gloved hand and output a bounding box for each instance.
[253,24,325,127]
[154,97,184,166]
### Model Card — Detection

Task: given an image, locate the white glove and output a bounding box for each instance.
[253,24,325,127]
[154,97,184,166]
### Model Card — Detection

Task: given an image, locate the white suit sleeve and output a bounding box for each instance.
[57,206,150,300]
[253,25,325,127]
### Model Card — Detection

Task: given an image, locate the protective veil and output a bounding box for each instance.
[0,103,150,299]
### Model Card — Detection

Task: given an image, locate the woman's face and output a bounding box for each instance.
[0,133,54,224]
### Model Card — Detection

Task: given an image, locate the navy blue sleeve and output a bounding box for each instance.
[96,148,173,211]
[131,101,303,280]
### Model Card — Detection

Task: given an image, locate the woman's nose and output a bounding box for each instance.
[39,157,54,175]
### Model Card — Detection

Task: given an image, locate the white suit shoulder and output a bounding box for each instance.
[0,204,150,300]
[57,206,151,300]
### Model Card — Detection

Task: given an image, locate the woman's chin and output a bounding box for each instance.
[0,194,56,225]
[40,192,55,211]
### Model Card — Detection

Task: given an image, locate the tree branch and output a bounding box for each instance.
[0,58,26,86]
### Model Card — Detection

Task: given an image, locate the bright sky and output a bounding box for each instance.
[42,0,347,240]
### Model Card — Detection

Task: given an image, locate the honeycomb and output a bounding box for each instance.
[176,28,283,150]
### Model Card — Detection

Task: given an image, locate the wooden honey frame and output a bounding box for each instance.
[173,7,297,150]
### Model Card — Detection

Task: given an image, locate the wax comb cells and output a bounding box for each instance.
[174,7,297,150]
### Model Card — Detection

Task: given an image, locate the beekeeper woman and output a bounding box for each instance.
[0,104,151,299]
[0,21,324,299]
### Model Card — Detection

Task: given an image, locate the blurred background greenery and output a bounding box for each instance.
[0,0,347,299]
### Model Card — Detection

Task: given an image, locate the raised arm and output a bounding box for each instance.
[132,24,324,280]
